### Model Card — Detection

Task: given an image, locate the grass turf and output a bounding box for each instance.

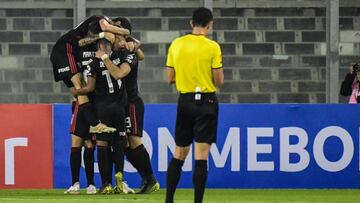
[0,189,359,203]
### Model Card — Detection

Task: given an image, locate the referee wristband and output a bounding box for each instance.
[101,54,109,61]
[98,32,105,38]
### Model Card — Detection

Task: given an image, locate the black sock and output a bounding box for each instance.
[107,146,113,184]
[84,147,94,186]
[193,160,208,203]
[97,146,110,185]
[70,147,81,185]
[113,138,125,174]
[79,102,99,126]
[126,144,154,182]
[165,158,184,203]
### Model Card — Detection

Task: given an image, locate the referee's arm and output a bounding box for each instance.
[212,68,224,87]
[166,66,176,84]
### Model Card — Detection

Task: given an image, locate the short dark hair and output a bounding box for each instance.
[112,17,132,34]
[192,7,213,27]
[97,38,111,50]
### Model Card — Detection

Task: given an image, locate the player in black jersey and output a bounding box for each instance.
[73,38,135,194]
[51,15,129,194]
[50,15,128,135]
[112,17,160,194]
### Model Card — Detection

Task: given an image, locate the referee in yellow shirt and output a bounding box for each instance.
[165,7,224,203]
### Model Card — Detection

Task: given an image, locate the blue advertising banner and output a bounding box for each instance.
[53,104,360,189]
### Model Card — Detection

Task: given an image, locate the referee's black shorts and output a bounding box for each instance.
[175,93,219,147]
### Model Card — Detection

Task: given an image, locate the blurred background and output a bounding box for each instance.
[0,0,358,104]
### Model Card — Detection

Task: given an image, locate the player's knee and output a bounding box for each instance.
[96,140,108,147]
[84,139,95,148]
[128,136,142,149]
[71,135,83,147]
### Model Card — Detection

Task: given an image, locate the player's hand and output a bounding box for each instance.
[350,63,356,74]
[95,50,106,59]
[103,32,115,44]
[126,41,136,52]
[70,87,78,96]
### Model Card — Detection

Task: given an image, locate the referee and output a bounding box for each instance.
[165,7,224,203]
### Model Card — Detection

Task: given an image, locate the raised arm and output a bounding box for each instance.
[96,50,131,80]
[79,32,115,47]
[100,19,130,35]
[71,76,96,96]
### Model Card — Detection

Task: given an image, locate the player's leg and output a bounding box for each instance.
[110,104,126,194]
[84,138,96,194]
[64,134,83,194]
[125,100,159,194]
[65,100,83,194]
[95,102,116,194]
[96,139,113,194]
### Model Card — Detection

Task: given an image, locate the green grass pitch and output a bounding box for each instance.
[0,189,360,203]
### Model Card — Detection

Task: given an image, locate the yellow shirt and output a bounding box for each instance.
[166,34,222,93]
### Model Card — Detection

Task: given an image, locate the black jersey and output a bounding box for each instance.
[121,49,140,102]
[87,51,127,103]
[78,44,97,71]
[78,44,97,101]
[58,15,110,46]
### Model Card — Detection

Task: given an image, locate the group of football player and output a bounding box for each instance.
[50,15,159,195]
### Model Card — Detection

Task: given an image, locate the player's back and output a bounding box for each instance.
[57,15,109,45]
[121,48,140,102]
[87,51,127,105]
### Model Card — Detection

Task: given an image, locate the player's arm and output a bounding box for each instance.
[100,19,130,36]
[71,77,96,96]
[79,32,115,47]
[96,51,131,80]
[125,36,144,60]
[136,48,145,61]
[166,67,175,84]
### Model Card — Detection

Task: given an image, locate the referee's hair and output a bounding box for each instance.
[192,7,213,27]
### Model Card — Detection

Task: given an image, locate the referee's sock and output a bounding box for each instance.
[84,147,95,186]
[193,160,208,203]
[165,158,184,203]
[70,147,81,185]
